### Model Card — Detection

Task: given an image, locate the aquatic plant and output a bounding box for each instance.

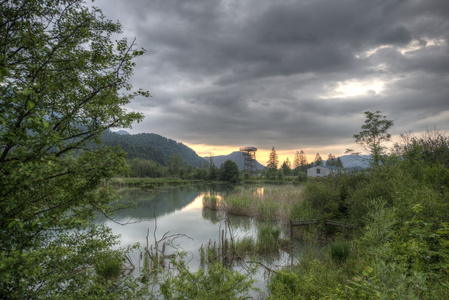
[257,224,281,253]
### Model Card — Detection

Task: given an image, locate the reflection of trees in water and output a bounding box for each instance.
[201,207,254,232]
[95,187,198,222]
[227,214,253,232]
[201,208,226,224]
[95,184,237,223]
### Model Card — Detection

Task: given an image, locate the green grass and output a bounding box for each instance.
[202,195,220,210]
[235,236,257,256]
[256,224,281,253]
[94,251,123,281]
[329,240,351,263]
[221,185,304,223]
[107,177,204,189]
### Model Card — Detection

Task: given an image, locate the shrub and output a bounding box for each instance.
[268,271,300,299]
[303,180,339,219]
[330,240,351,263]
[94,251,123,281]
[160,261,256,299]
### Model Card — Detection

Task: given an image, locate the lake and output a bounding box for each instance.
[95,183,303,293]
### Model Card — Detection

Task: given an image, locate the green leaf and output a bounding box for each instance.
[26,100,35,110]
[23,88,33,96]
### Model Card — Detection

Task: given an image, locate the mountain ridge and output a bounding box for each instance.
[100,131,206,167]
[206,151,265,171]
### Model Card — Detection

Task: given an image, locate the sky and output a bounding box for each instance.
[96,0,449,165]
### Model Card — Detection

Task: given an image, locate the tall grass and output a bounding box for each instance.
[257,224,281,253]
[329,240,351,263]
[220,185,304,223]
[202,195,220,210]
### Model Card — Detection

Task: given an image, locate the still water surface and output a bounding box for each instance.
[95,184,300,290]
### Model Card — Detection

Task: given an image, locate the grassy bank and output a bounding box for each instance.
[106,177,205,190]
[201,154,449,298]
[265,163,449,299]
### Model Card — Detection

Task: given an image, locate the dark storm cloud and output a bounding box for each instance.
[97,0,449,151]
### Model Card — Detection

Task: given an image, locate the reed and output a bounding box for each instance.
[202,195,219,210]
[235,236,257,255]
[256,224,281,253]
[221,185,304,223]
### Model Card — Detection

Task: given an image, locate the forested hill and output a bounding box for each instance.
[209,151,266,170]
[100,131,206,167]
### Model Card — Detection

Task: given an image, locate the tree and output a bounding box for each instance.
[266,146,278,180]
[298,150,308,167]
[267,146,279,170]
[327,153,336,166]
[336,157,343,167]
[314,153,323,166]
[220,160,240,183]
[348,111,394,166]
[293,151,301,169]
[281,157,292,175]
[0,1,148,297]
[169,152,182,176]
[206,152,219,180]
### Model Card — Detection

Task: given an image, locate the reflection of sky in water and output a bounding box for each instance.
[102,185,301,292]
[105,191,257,259]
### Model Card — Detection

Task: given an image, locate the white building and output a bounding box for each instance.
[307,165,342,177]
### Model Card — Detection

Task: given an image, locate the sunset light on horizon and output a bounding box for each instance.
[97,0,448,163]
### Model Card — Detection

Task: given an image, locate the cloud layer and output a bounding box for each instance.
[97,0,449,154]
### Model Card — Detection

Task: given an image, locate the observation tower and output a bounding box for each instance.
[239,147,257,173]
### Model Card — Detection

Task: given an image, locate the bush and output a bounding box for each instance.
[160,261,256,299]
[268,271,300,299]
[330,240,351,263]
[303,180,339,219]
[94,251,123,281]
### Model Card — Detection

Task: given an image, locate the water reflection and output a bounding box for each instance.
[96,183,295,291]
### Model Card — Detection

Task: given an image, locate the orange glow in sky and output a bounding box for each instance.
[185,143,352,167]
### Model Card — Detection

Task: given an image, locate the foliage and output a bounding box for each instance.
[268,259,346,300]
[302,179,340,219]
[297,171,307,183]
[256,224,280,253]
[202,195,219,210]
[267,146,279,170]
[0,0,147,297]
[348,110,394,166]
[281,157,292,175]
[222,185,303,222]
[99,131,206,167]
[276,127,449,299]
[160,260,256,299]
[266,146,279,180]
[313,152,323,166]
[330,240,351,263]
[326,154,343,167]
[235,236,257,255]
[220,159,240,183]
[127,158,168,178]
[94,250,125,282]
[292,150,309,174]
[268,271,301,299]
